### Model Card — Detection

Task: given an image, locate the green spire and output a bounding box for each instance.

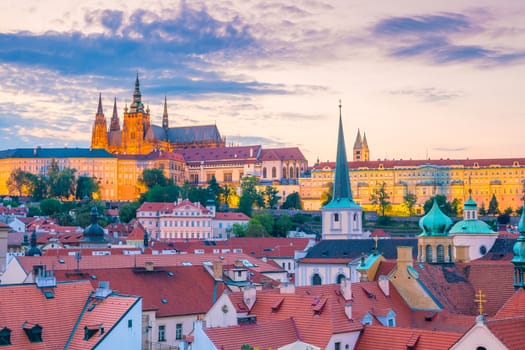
[332,101,352,201]
[519,205,525,234]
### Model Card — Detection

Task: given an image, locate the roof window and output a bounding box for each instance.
[22,322,42,343]
[0,327,11,346]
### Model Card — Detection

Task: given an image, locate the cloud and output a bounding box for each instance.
[227,135,288,148]
[388,87,463,102]
[433,147,468,153]
[372,13,525,65]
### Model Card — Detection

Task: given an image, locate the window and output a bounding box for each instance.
[158,325,166,342]
[272,167,276,178]
[176,323,182,340]
[312,273,322,285]
[387,318,395,327]
[335,342,341,350]
[23,323,42,343]
[0,327,11,346]
[480,245,487,255]
[334,213,339,222]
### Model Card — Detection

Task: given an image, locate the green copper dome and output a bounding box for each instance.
[419,199,453,236]
[450,220,494,234]
[512,206,525,264]
[464,196,477,209]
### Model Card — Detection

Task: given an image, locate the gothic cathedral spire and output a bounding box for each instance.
[162,96,169,129]
[91,93,108,149]
[110,97,120,132]
[333,101,352,201]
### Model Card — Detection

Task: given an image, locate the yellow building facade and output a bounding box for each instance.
[300,131,525,214]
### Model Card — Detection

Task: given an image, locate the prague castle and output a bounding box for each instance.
[91,74,225,154]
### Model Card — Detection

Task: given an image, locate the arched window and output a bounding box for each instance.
[426,245,433,263]
[334,213,339,222]
[272,167,276,178]
[336,274,346,284]
[282,167,287,179]
[289,166,294,178]
[262,168,267,179]
[476,347,487,350]
[312,273,322,285]
[296,167,300,178]
[479,245,487,255]
[436,245,445,263]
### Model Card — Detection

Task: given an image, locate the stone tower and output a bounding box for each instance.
[353,129,369,162]
[121,73,152,154]
[90,93,109,149]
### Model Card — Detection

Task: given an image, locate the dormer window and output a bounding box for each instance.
[0,327,11,346]
[334,213,339,222]
[22,323,42,343]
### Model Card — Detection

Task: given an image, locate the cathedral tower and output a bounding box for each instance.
[90,93,108,149]
[353,129,369,162]
[122,74,152,154]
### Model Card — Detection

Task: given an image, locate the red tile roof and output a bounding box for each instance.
[260,147,307,161]
[214,212,250,221]
[486,317,525,350]
[204,318,300,350]
[355,325,462,350]
[54,265,223,317]
[494,288,525,319]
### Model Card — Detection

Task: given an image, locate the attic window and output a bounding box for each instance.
[0,327,11,346]
[167,272,174,277]
[161,298,168,304]
[84,325,103,341]
[22,323,42,343]
[43,290,54,299]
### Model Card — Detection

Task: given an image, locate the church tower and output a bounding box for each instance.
[353,129,369,161]
[90,93,108,149]
[122,73,152,154]
[109,97,120,132]
[162,96,169,130]
[322,102,364,240]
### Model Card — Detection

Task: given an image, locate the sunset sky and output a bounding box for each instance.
[0,0,524,164]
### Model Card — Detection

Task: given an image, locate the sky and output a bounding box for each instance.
[0,0,524,164]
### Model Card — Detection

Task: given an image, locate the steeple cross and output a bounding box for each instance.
[474,290,487,315]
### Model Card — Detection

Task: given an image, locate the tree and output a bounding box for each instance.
[274,214,293,237]
[119,201,141,223]
[504,207,514,216]
[7,169,38,197]
[139,168,168,189]
[320,182,333,206]
[75,176,100,200]
[369,182,391,216]
[263,186,281,209]
[40,198,62,216]
[252,212,274,235]
[232,223,246,237]
[49,167,76,199]
[207,176,224,208]
[423,195,457,217]
[488,194,499,215]
[479,201,487,216]
[141,184,180,203]
[238,176,262,216]
[220,185,239,209]
[244,220,267,237]
[27,206,41,217]
[403,192,417,216]
[281,192,302,210]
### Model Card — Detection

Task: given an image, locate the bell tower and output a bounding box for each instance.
[90,93,108,149]
[121,73,151,154]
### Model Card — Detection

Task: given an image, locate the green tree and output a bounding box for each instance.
[119,201,141,223]
[207,176,224,208]
[423,195,456,217]
[141,184,180,203]
[32,175,48,200]
[232,223,246,237]
[49,167,76,199]
[488,194,499,215]
[40,198,62,216]
[320,182,333,206]
[262,186,280,209]
[281,192,302,210]
[450,198,462,217]
[6,169,37,196]
[504,207,514,216]
[244,220,266,237]
[370,182,391,216]
[274,214,293,237]
[27,206,41,217]
[253,212,274,235]
[403,192,417,216]
[75,176,100,200]
[238,176,262,216]
[139,168,168,189]
[479,202,487,216]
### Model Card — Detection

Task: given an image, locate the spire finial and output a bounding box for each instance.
[96,93,104,116]
[339,99,342,118]
[162,96,169,129]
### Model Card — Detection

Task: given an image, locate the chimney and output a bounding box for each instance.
[340,278,352,301]
[279,281,295,294]
[212,260,223,280]
[95,281,112,299]
[378,275,390,297]
[396,246,413,271]
[243,285,257,310]
[344,303,352,320]
[455,245,471,263]
[145,261,154,271]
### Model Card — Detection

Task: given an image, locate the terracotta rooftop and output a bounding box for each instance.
[355,325,462,350]
[214,212,250,221]
[486,316,525,350]
[494,288,525,319]
[259,147,307,161]
[204,318,300,350]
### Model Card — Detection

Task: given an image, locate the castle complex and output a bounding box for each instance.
[91,74,225,154]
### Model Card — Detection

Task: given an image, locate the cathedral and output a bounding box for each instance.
[91,75,225,155]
